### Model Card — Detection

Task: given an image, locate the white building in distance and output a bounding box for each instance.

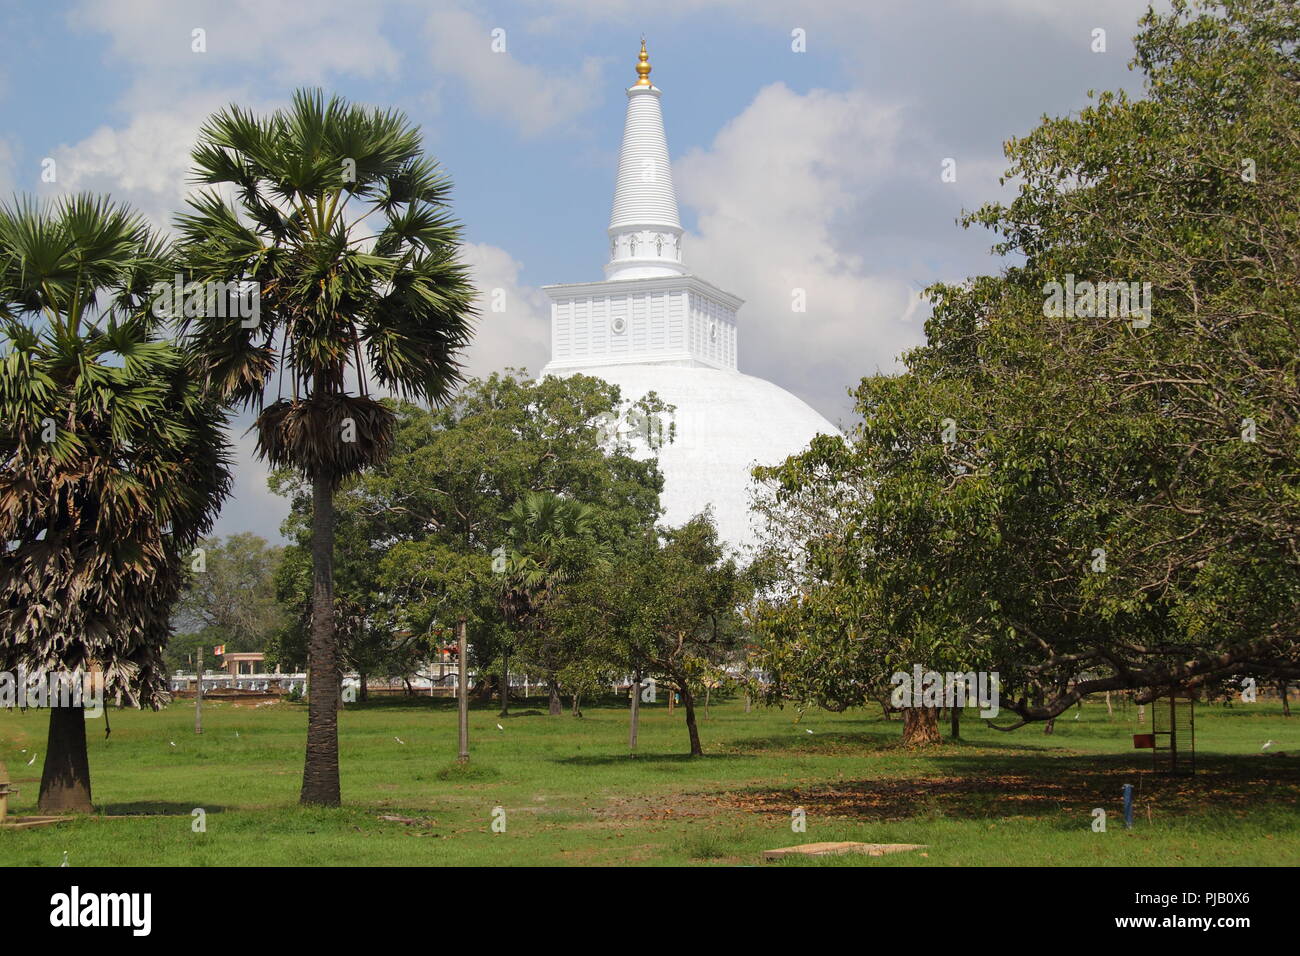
[541,42,839,553]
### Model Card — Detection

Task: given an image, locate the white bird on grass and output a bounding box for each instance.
[60,851,68,867]
[169,741,176,748]
[496,724,504,731]
[1262,740,1277,751]
[27,753,37,765]
[394,736,405,745]
[805,729,814,735]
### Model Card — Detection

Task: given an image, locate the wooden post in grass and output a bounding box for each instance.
[195,646,203,735]
[629,669,641,754]
[456,617,469,764]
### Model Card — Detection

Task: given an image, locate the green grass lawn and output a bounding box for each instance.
[1,694,1296,866]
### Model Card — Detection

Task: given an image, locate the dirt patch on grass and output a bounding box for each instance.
[593,792,720,823]
[715,759,1300,823]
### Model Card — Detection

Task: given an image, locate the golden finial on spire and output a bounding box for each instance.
[634,36,652,87]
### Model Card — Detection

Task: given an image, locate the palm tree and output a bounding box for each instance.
[0,194,231,812]
[177,89,476,805]
[498,492,600,715]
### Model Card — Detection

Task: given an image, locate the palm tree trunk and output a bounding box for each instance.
[301,475,341,806]
[39,701,93,813]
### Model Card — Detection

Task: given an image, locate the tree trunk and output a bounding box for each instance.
[499,650,510,717]
[571,693,581,717]
[1279,681,1290,717]
[901,706,941,746]
[39,702,93,813]
[679,682,703,756]
[301,475,341,806]
[471,674,496,701]
[1043,717,1055,735]
[950,704,961,740]
[547,679,562,716]
[629,670,641,754]
[359,672,369,703]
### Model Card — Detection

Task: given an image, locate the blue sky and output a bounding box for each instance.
[0,0,1162,538]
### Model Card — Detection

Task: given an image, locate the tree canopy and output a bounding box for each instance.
[749,0,1299,735]
[0,194,232,809]
[269,370,668,707]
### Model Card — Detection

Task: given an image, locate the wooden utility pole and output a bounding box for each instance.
[0,760,12,825]
[194,646,204,735]
[456,618,469,764]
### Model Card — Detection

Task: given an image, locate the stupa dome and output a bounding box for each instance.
[571,363,838,552]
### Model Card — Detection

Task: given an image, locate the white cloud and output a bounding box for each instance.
[424,5,606,137]
[527,0,1156,32]
[676,82,924,420]
[457,241,551,379]
[40,98,227,230]
[210,417,290,543]
[954,0,1164,29]
[69,0,399,109]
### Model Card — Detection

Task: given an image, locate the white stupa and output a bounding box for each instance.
[541,42,839,552]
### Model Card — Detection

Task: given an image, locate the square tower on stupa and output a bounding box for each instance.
[541,40,740,374]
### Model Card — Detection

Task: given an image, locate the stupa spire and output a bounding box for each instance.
[634,37,652,87]
[605,39,686,281]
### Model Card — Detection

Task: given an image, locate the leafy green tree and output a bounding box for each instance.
[266,372,663,720]
[267,466,437,696]
[170,532,284,672]
[0,195,231,810]
[178,89,476,805]
[498,491,603,715]
[366,372,664,711]
[556,515,750,756]
[750,0,1300,737]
